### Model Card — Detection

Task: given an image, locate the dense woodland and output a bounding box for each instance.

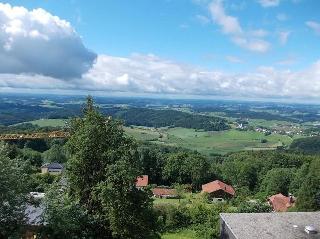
[108,108,230,131]
[290,136,320,154]
[0,98,320,239]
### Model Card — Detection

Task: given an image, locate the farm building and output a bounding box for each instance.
[152,188,177,198]
[268,193,295,212]
[41,162,63,175]
[201,180,235,198]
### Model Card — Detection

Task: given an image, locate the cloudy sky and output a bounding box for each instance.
[0,0,320,101]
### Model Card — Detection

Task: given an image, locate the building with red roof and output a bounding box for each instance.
[201,180,235,198]
[268,193,295,212]
[136,175,149,188]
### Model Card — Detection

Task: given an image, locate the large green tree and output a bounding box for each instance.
[0,142,30,238]
[259,168,295,197]
[66,96,158,238]
[163,152,210,189]
[42,144,67,163]
[296,159,320,211]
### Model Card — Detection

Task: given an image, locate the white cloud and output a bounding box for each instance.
[208,0,270,53]
[0,3,96,78]
[306,21,320,35]
[2,53,320,99]
[209,0,242,35]
[258,0,280,7]
[279,31,291,45]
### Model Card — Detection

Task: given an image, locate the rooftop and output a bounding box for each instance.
[41,162,63,169]
[220,212,320,239]
[202,180,235,196]
[136,175,149,187]
[268,193,294,212]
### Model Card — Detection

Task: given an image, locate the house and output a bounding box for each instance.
[201,180,235,198]
[268,193,295,212]
[23,204,45,239]
[152,188,177,198]
[41,163,63,175]
[220,212,320,239]
[136,175,149,188]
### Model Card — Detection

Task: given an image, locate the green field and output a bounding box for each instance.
[26,119,68,127]
[125,127,298,155]
[18,118,299,155]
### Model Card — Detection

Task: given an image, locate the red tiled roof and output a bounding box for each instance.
[268,193,294,212]
[136,175,149,187]
[152,188,177,196]
[201,180,235,196]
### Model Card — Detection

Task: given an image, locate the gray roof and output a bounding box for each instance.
[25,204,44,226]
[41,162,63,169]
[220,212,320,239]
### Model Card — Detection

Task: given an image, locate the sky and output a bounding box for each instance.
[0,0,320,101]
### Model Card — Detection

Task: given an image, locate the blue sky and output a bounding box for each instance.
[0,0,320,100]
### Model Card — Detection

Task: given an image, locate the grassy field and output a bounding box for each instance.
[125,126,297,155]
[26,119,69,127]
[18,118,299,155]
[161,229,197,239]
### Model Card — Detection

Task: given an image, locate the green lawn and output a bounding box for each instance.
[125,127,297,155]
[161,229,197,239]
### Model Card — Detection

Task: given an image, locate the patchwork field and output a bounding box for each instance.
[125,127,298,155]
[17,118,299,155]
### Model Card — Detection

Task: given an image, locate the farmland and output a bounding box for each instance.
[125,126,297,155]
[16,118,300,155]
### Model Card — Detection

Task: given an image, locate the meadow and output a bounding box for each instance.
[19,118,298,155]
[23,119,68,127]
[125,126,297,155]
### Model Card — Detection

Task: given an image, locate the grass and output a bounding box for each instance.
[161,229,197,239]
[125,126,297,155]
[26,119,68,127]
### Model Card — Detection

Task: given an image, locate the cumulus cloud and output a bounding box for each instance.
[0,3,96,79]
[209,0,242,35]
[208,0,270,53]
[2,53,320,99]
[306,21,320,35]
[258,0,280,7]
[62,56,320,99]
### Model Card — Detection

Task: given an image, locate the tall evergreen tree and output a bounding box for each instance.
[296,159,320,211]
[66,96,158,238]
